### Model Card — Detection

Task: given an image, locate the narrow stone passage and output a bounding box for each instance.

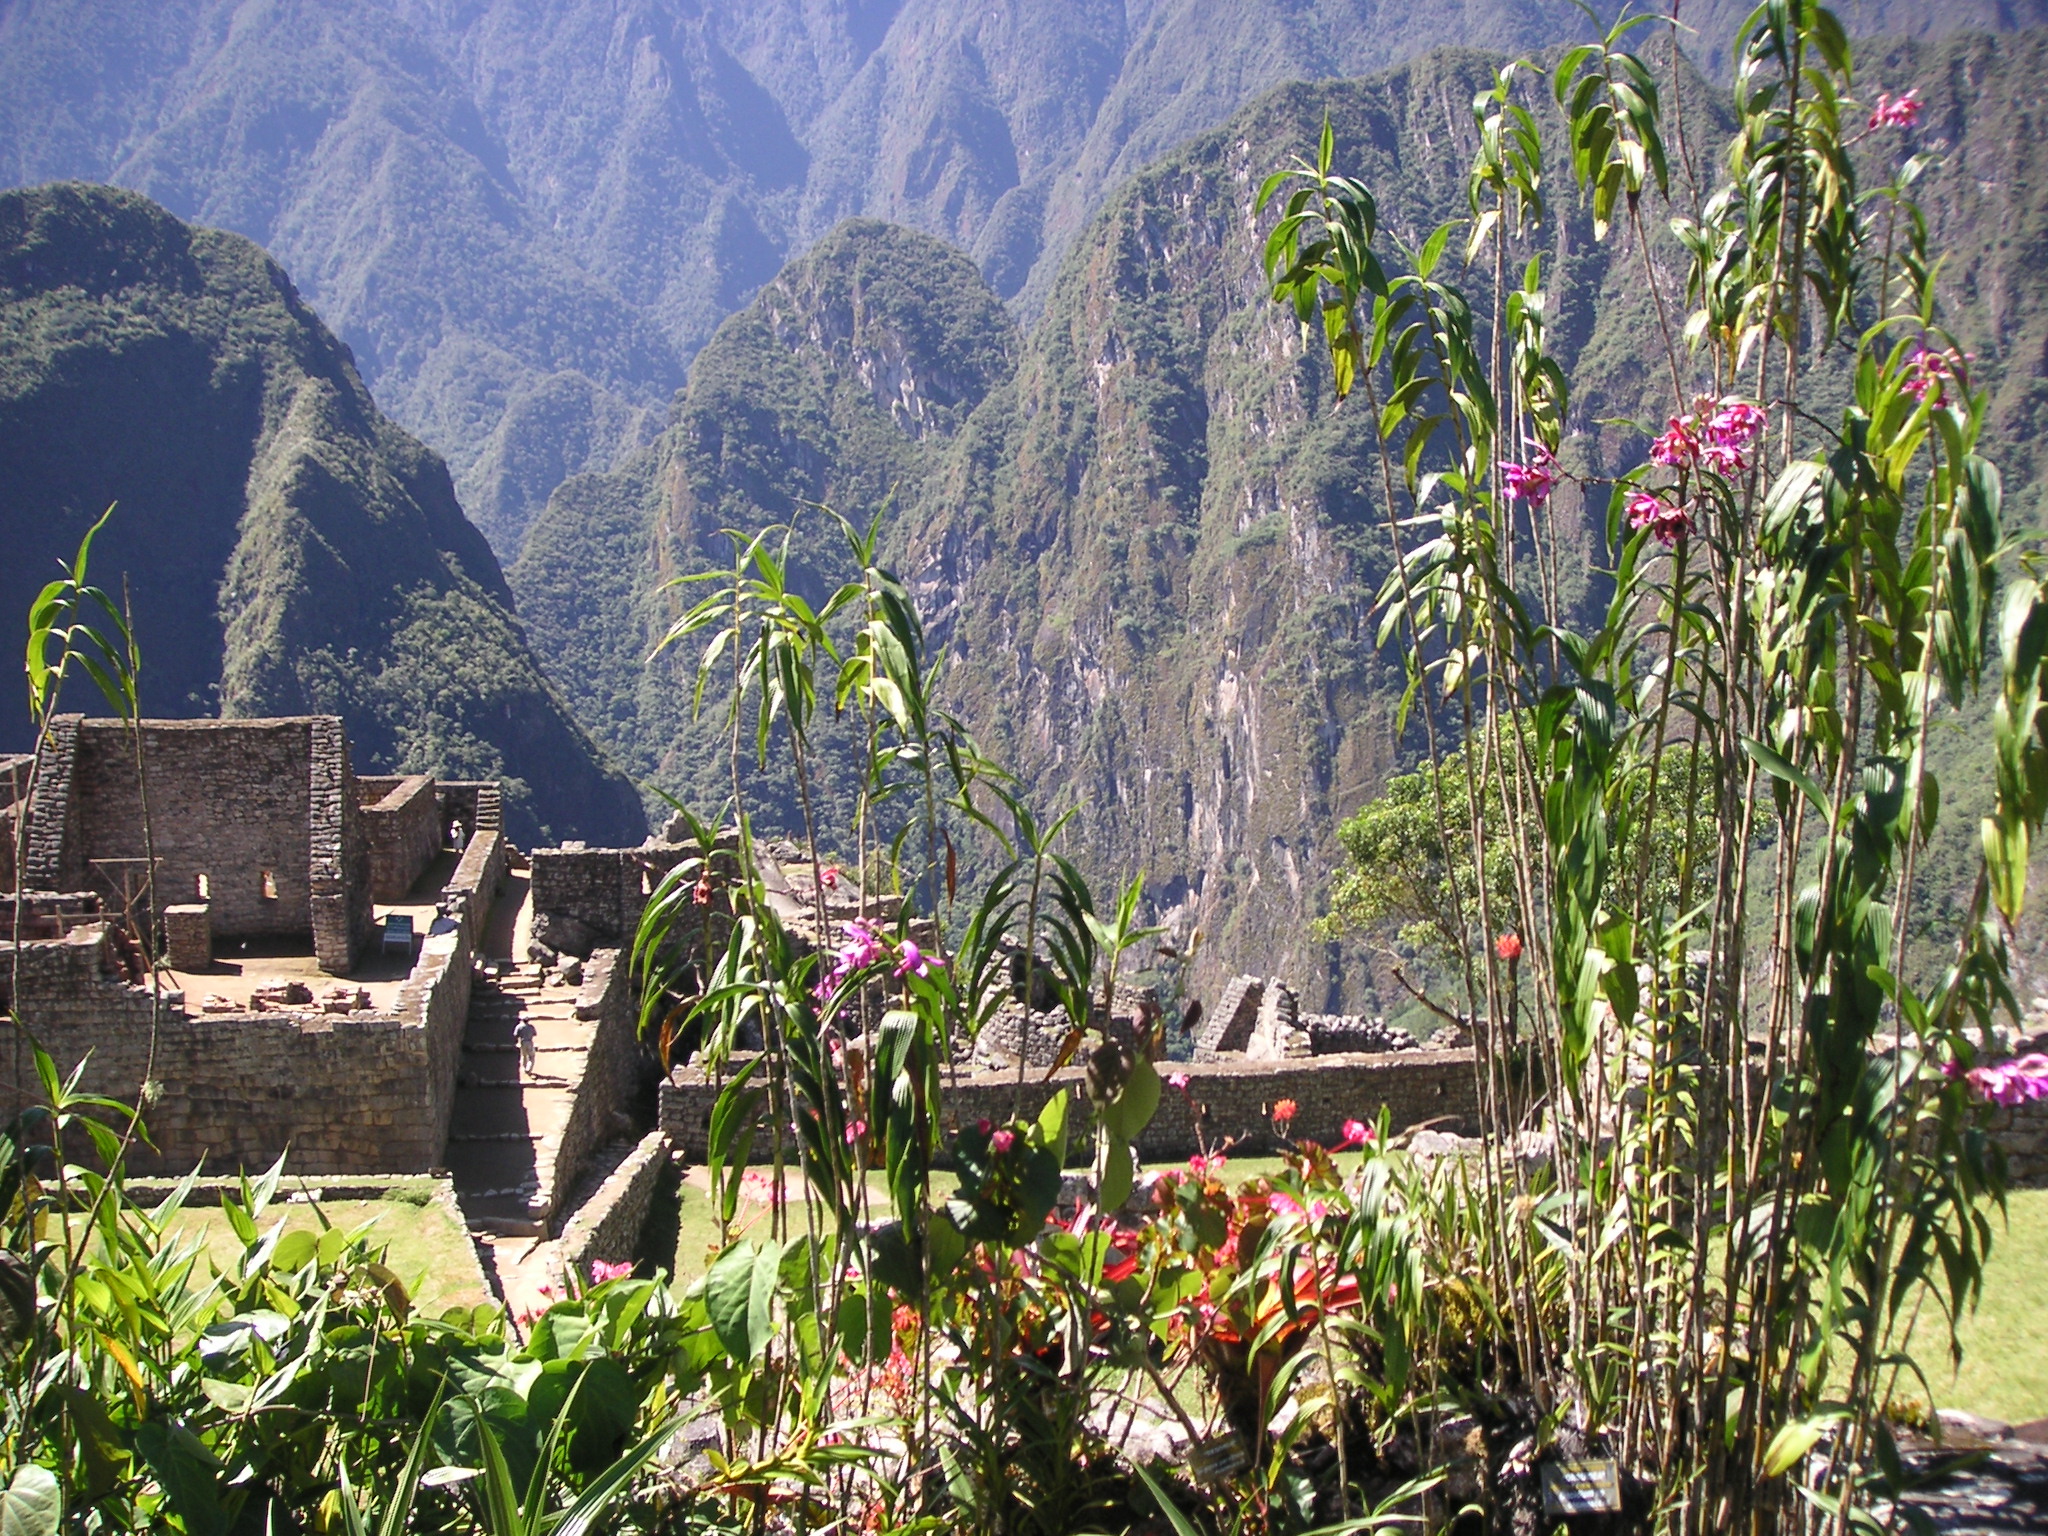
[442,872,594,1318]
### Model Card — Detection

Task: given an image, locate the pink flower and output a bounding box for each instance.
[845,1118,868,1144]
[894,940,939,980]
[816,919,889,999]
[1188,1153,1228,1179]
[692,874,714,907]
[1495,932,1523,962]
[1697,399,1766,475]
[1964,1054,2048,1106]
[1651,415,1700,469]
[1869,88,1923,130]
[589,1259,633,1285]
[1707,399,1766,451]
[1627,491,1692,547]
[1337,1119,1373,1150]
[1268,1190,1328,1222]
[1168,1072,1192,1092]
[1501,445,1557,506]
[1902,342,1968,404]
[821,865,840,891]
[990,1127,1016,1154]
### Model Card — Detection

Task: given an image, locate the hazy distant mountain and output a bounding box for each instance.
[12,0,2032,559]
[0,182,645,845]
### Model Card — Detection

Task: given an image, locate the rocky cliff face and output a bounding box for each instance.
[511,217,1018,829]
[0,182,645,846]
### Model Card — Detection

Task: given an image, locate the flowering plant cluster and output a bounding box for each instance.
[1500,443,1558,505]
[1951,1052,2048,1106]
[814,917,945,1002]
[1622,396,1771,547]
[1868,87,1923,130]
[1902,340,1969,404]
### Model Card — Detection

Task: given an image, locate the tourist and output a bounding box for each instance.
[514,1017,538,1077]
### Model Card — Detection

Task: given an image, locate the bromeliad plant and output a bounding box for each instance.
[1268,2,2033,1530]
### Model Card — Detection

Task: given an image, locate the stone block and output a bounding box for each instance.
[162,903,212,970]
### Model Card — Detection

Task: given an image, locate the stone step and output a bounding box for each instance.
[448,1130,545,1144]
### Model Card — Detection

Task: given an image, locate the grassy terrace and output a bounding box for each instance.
[161,1189,493,1316]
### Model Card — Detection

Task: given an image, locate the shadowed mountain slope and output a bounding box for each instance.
[0,182,645,846]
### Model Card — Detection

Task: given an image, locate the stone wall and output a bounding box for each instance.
[543,948,647,1219]
[0,753,29,808]
[409,922,478,1171]
[0,753,27,891]
[445,830,508,936]
[0,830,502,1176]
[661,1050,1481,1164]
[529,845,687,956]
[434,781,500,841]
[555,1131,669,1281]
[308,717,374,972]
[1990,1098,2048,1188]
[360,775,441,901]
[19,716,372,971]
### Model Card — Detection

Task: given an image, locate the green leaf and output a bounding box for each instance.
[1101,1055,1162,1142]
[270,1228,318,1273]
[0,1466,60,1536]
[1037,1088,1070,1164]
[1097,1129,1134,1210]
[703,1243,777,1362]
[133,1422,226,1536]
[1742,737,1832,817]
[1763,1415,1836,1478]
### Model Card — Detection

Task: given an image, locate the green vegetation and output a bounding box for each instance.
[163,1196,492,1316]
[0,182,645,845]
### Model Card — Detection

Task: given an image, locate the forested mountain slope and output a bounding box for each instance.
[6,0,2037,560]
[0,182,645,846]
[510,29,2048,1011]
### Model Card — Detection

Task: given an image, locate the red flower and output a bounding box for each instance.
[1336,1118,1373,1150]
[1494,932,1523,962]
[1271,1098,1298,1127]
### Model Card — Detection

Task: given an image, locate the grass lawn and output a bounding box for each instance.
[1929,1186,2048,1424]
[668,1162,2046,1423]
[164,1193,493,1315]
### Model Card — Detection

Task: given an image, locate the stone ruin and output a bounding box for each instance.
[7,718,2039,1199]
[1,714,508,1174]
[1192,974,1458,1060]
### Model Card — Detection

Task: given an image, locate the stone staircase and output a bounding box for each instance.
[444,959,591,1314]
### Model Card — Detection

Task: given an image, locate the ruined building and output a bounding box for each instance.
[1,715,508,1173]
